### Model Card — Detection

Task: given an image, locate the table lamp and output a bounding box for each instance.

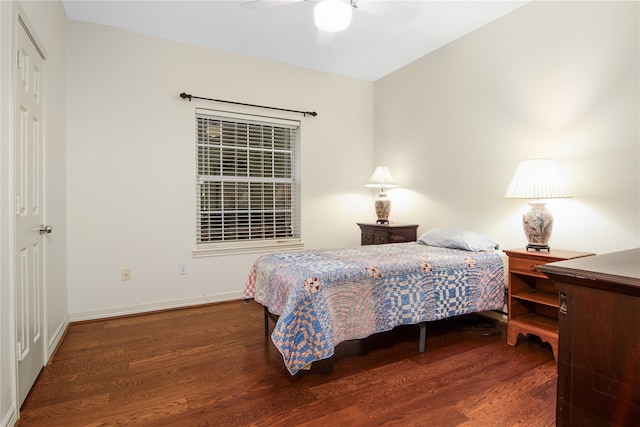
[504,158,571,251]
[365,166,398,224]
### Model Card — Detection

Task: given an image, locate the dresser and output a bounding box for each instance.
[538,248,640,427]
[503,248,594,360]
[357,223,418,246]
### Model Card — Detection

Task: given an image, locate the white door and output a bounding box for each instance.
[15,19,47,406]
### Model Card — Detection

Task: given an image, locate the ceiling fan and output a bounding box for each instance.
[241,0,416,44]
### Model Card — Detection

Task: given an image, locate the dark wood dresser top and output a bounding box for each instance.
[538,248,640,297]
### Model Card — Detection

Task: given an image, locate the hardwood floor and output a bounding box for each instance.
[19,301,557,426]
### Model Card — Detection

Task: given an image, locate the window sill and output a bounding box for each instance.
[193,239,304,257]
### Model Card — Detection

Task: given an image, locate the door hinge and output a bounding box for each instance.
[17,50,22,69]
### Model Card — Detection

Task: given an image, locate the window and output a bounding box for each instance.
[194,109,302,255]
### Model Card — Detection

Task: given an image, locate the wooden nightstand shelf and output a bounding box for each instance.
[504,248,594,360]
[357,223,418,246]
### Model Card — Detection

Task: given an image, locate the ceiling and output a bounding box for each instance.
[62,0,529,81]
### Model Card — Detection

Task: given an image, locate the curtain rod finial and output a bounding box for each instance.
[180,92,192,101]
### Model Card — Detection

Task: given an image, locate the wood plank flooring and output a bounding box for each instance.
[18,301,557,426]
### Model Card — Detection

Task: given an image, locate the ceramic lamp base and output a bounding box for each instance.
[522,202,553,251]
[374,197,391,224]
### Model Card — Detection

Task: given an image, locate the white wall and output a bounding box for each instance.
[66,21,374,319]
[374,0,639,255]
[1,0,68,425]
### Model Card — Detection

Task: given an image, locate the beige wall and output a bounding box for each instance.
[66,21,374,319]
[62,0,640,318]
[374,0,639,254]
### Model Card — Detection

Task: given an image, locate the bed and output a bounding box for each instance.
[243,230,504,375]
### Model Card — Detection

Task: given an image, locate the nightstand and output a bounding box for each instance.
[357,223,419,246]
[504,248,594,360]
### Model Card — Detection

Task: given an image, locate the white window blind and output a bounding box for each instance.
[195,109,301,254]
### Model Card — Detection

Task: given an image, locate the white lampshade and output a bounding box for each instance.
[314,0,352,33]
[365,166,398,191]
[504,158,571,200]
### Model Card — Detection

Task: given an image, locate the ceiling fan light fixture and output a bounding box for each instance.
[314,0,352,33]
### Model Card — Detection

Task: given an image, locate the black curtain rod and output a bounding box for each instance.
[179,92,317,117]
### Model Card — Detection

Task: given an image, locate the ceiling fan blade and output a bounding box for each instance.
[357,0,417,24]
[316,29,335,46]
[241,0,303,10]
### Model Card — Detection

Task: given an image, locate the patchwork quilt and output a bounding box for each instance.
[243,242,504,375]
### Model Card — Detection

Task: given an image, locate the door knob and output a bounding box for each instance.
[39,224,52,235]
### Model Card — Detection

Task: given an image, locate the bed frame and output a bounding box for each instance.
[263,305,430,354]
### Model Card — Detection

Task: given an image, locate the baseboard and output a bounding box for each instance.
[47,316,70,363]
[1,406,17,427]
[68,291,243,322]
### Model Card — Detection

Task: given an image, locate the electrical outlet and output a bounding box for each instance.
[178,263,187,275]
[121,269,131,281]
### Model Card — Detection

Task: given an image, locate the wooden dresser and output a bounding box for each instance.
[538,248,640,427]
[357,223,418,246]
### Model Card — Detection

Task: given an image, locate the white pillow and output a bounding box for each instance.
[418,227,499,252]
